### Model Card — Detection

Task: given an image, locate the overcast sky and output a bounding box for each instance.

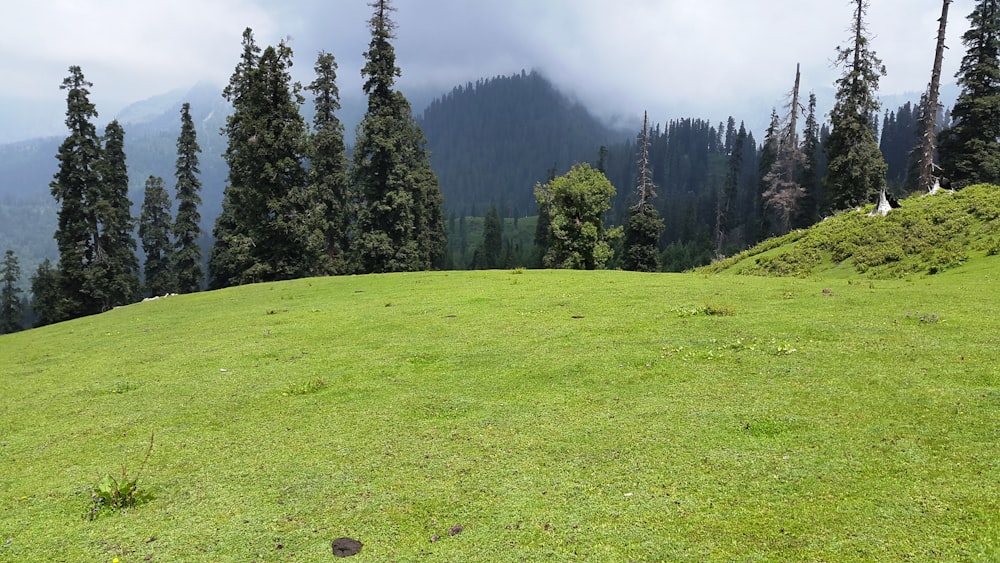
[0,1,975,143]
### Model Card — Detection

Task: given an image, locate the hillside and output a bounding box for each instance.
[1,263,998,560]
[419,71,627,216]
[701,184,1000,279]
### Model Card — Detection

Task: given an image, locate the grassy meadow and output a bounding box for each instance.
[2,189,1000,560]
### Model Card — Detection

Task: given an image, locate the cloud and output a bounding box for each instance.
[0,0,979,142]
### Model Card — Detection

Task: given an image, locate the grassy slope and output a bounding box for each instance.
[2,263,998,561]
[701,184,1000,279]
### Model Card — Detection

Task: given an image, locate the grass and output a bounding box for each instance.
[1,262,998,561]
[701,183,1000,279]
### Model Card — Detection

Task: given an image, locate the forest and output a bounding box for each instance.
[3,0,999,333]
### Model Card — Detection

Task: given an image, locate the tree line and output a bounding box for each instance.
[5,0,1000,333]
[12,0,446,329]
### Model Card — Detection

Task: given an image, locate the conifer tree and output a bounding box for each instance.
[139,176,174,296]
[30,259,60,328]
[799,93,823,226]
[210,29,313,285]
[353,0,446,273]
[718,121,748,256]
[50,66,102,320]
[825,0,888,211]
[1,250,24,334]
[473,205,504,269]
[939,0,1000,188]
[209,29,260,288]
[762,65,806,236]
[92,120,141,310]
[623,111,664,271]
[173,103,204,293]
[307,51,351,274]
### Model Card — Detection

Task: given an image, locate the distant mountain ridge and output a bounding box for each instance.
[419,70,628,216]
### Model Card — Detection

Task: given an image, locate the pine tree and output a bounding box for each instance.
[718,122,748,256]
[799,93,823,226]
[210,29,260,288]
[92,120,141,310]
[307,51,351,274]
[535,163,621,269]
[939,0,1000,188]
[623,112,663,271]
[50,66,102,320]
[139,176,174,296]
[825,0,888,211]
[473,205,504,269]
[209,29,313,285]
[1,250,24,334]
[762,64,807,236]
[30,259,60,328]
[353,0,446,273]
[173,102,204,293]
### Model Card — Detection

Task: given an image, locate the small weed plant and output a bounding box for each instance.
[283,377,327,396]
[86,432,154,520]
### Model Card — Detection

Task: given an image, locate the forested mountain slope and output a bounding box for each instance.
[419,71,627,216]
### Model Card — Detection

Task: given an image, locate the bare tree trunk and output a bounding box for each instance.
[636,111,653,209]
[919,0,952,192]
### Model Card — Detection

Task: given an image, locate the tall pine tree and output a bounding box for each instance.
[307,51,351,274]
[623,111,664,271]
[825,0,888,211]
[173,102,204,293]
[210,30,313,285]
[92,120,141,310]
[939,0,1000,188]
[353,0,446,273]
[50,66,102,320]
[139,176,174,296]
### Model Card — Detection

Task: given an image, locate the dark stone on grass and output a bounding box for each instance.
[332,537,362,557]
[449,524,463,536]
[430,534,440,542]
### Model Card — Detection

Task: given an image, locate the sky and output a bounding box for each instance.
[0,0,976,143]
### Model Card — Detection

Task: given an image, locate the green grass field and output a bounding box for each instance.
[2,188,1000,560]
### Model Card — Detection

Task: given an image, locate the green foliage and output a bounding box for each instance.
[536,163,621,269]
[1,249,24,333]
[419,71,621,216]
[50,66,102,320]
[172,102,204,293]
[701,183,1000,278]
[86,432,154,520]
[622,205,663,272]
[29,258,60,327]
[282,377,328,396]
[139,176,174,296]
[210,30,317,287]
[824,0,888,211]
[353,2,446,273]
[92,120,141,311]
[307,51,351,275]
[472,205,503,269]
[939,0,1000,189]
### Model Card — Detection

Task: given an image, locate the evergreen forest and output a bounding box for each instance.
[2,0,1000,331]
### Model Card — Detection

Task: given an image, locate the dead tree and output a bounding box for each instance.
[762,64,806,235]
[918,0,953,192]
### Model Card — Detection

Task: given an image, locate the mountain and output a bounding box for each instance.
[418,70,629,216]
